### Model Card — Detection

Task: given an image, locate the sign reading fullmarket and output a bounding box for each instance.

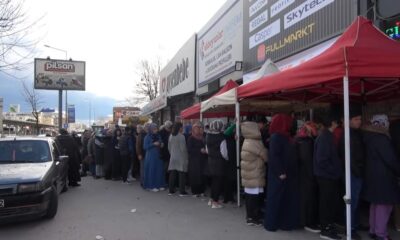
[34,58,86,90]
[243,0,356,73]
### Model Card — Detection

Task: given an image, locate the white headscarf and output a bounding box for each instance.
[210,119,224,133]
[371,114,389,129]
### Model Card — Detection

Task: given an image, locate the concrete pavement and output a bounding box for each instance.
[1,177,398,240]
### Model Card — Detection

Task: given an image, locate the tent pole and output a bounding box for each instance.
[235,101,241,207]
[343,76,352,240]
[200,112,203,123]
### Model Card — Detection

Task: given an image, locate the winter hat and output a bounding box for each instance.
[350,104,362,119]
[371,114,389,129]
[210,119,224,133]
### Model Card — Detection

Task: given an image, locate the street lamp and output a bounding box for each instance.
[44,44,69,129]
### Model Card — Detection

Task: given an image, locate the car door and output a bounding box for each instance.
[52,141,67,193]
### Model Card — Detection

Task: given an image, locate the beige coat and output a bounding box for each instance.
[240,121,267,188]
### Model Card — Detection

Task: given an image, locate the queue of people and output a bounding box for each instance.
[67,108,400,240]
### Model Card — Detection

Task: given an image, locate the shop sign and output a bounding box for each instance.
[160,34,195,97]
[384,21,400,41]
[243,0,356,73]
[197,0,243,87]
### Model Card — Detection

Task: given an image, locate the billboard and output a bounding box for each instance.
[197,0,243,87]
[67,105,75,123]
[113,107,141,123]
[160,34,196,97]
[34,58,86,90]
[243,0,356,73]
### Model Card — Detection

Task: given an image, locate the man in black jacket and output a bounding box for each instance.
[338,106,365,240]
[314,114,342,240]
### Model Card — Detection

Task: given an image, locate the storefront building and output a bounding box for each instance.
[142,34,196,124]
[196,0,244,101]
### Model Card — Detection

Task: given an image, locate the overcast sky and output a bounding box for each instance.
[23,0,227,101]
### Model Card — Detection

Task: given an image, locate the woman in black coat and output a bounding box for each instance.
[363,115,400,240]
[264,113,300,232]
[187,123,207,196]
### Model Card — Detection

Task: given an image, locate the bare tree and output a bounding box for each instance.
[133,58,162,102]
[0,0,43,73]
[21,80,43,134]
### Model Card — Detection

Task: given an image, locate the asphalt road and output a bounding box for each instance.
[1,177,399,240]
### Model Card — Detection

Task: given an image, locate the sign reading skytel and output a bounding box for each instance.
[243,0,356,73]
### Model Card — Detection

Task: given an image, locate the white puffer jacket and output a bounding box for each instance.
[240,121,267,188]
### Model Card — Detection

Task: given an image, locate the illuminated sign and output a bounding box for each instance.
[385,21,400,40]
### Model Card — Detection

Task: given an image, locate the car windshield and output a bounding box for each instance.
[0,140,51,163]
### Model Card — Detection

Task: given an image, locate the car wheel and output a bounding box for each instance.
[61,176,68,193]
[45,187,58,219]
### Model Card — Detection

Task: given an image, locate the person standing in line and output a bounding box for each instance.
[56,129,82,186]
[241,121,267,226]
[187,123,207,197]
[389,118,400,232]
[128,125,137,181]
[136,124,147,187]
[112,128,122,180]
[223,123,237,204]
[87,132,96,177]
[119,127,132,184]
[103,129,114,180]
[160,121,173,183]
[143,123,166,191]
[338,107,365,240]
[314,114,342,240]
[363,114,400,240]
[80,129,92,177]
[264,113,300,232]
[295,122,320,233]
[206,119,227,209]
[168,122,189,196]
[94,131,105,179]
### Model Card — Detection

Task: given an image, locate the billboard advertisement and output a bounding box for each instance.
[243,0,356,73]
[197,0,243,87]
[34,58,86,90]
[160,34,196,97]
[113,107,141,123]
[67,105,75,123]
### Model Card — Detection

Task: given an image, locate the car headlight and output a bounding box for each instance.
[18,183,42,193]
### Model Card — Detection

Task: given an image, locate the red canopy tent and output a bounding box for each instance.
[236,17,400,239]
[181,79,239,119]
[238,17,400,102]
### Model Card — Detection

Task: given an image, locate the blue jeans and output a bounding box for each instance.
[350,174,363,231]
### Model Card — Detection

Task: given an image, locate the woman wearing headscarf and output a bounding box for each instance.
[206,119,228,209]
[94,131,105,179]
[143,123,166,191]
[103,129,114,180]
[168,122,189,196]
[264,113,300,231]
[363,114,400,240]
[187,123,207,197]
[241,121,267,226]
[112,128,122,180]
[295,122,319,232]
